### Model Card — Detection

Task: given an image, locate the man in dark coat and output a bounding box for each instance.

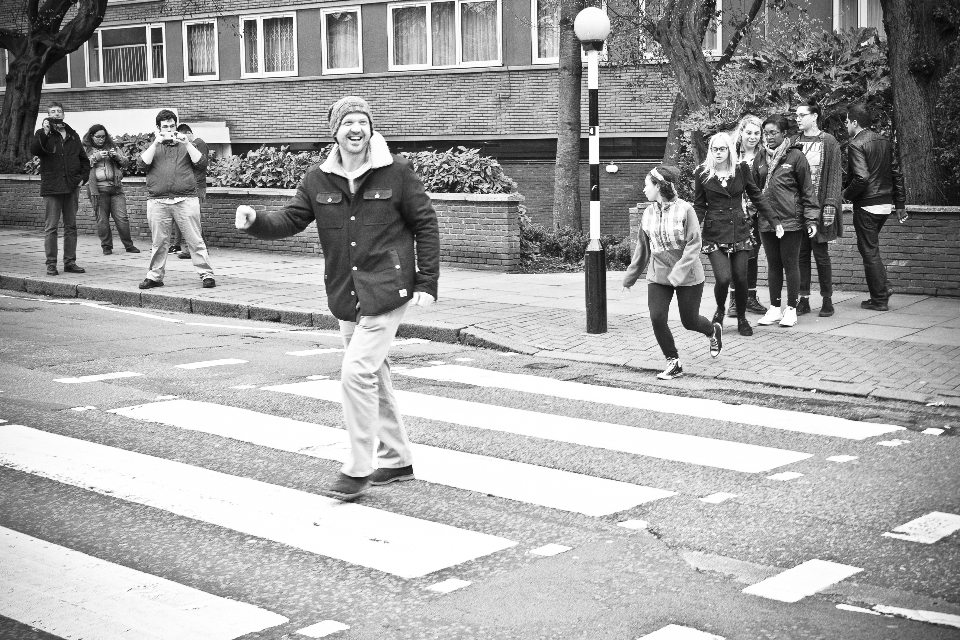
[235,96,440,500]
[30,102,90,275]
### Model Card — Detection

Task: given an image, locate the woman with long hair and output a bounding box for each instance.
[693,131,774,336]
[724,114,769,318]
[623,165,722,380]
[82,124,138,254]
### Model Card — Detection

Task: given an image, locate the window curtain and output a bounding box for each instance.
[264,17,295,72]
[837,0,856,30]
[864,0,885,38]
[537,0,558,59]
[88,37,101,82]
[187,22,216,76]
[461,0,497,63]
[327,11,360,69]
[394,6,427,66]
[431,2,456,66]
[242,20,259,73]
[151,26,165,79]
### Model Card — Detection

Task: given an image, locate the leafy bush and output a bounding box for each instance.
[936,65,960,202]
[404,146,517,194]
[209,145,334,189]
[519,207,631,271]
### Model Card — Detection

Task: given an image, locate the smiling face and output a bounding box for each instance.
[335,112,372,160]
[764,124,785,150]
[47,105,64,120]
[741,124,762,151]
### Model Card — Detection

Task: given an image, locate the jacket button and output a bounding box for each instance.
[351,242,356,246]
[352,266,357,271]
[351,291,355,296]
[395,265,400,269]
[375,193,380,198]
[350,216,355,221]
[327,197,332,203]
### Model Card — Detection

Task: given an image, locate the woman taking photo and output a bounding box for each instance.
[82,124,139,255]
[755,115,819,328]
[623,165,722,380]
[694,131,774,337]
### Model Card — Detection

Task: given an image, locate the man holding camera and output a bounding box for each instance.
[137,109,215,289]
[31,102,90,276]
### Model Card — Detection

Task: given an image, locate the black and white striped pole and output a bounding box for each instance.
[574,7,611,334]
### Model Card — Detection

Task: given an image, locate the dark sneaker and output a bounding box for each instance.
[861,298,889,311]
[103,248,113,255]
[657,358,683,380]
[46,265,58,276]
[746,293,767,315]
[712,307,724,326]
[323,473,371,501]
[726,298,737,317]
[710,322,723,357]
[819,296,834,317]
[178,252,191,259]
[201,277,216,288]
[738,318,753,336]
[139,278,163,289]
[371,465,415,486]
[63,263,85,274]
[126,246,141,253]
[168,245,181,254]
[796,297,811,315]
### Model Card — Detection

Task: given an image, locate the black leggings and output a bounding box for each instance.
[648,282,714,360]
[708,249,751,320]
[760,230,803,308]
[730,216,761,292]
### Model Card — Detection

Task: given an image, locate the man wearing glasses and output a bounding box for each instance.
[791,100,842,318]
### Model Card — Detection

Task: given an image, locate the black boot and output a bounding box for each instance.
[713,307,725,326]
[746,291,767,314]
[738,318,753,336]
[796,296,811,315]
[819,296,834,317]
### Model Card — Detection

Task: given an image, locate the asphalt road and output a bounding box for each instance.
[1,290,959,640]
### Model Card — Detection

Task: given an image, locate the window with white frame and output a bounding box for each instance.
[86,24,166,85]
[387,0,500,70]
[637,0,720,58]
[240,13,297,77]
[183,19,219,80]
[2,51,71,88]
[322,8,363,73]
[834,0,884,38]
[532,0,558,63]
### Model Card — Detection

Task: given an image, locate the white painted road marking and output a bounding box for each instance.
[836,604,882,615]
[767,472,804,481]
[425,578,472,593]
[638,624,724,639]
[185,322,283,332]
[175,359,248,369]
[0,527,287,640]
[882,512,960,544]
[286,348,344,356]
[112,400,673,516]
[618,519,649,530]
[742,559,862,603]
[55,371,142,384]
[700,492,736,504]
[398,365,905,440]
[922,428,945,435]
[0,425,516,579]
[529,544,571,556]
[296,620,351,637]
[266,380,813,473]
[826,455,858,463]
[877,439,910,447]
[872,605,960,629]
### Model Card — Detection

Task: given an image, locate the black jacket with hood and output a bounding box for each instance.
[31,124,90,196]
[754,144,820,234]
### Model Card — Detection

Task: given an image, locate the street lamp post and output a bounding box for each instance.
[574,7,610,334]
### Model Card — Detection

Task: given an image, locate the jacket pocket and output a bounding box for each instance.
[362,189,395,225]
[316,192,344,228]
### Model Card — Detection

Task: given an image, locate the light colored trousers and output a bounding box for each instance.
[145,198,213,282]
[338,302,412,477]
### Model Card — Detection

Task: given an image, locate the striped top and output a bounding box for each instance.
[623,198,705,288]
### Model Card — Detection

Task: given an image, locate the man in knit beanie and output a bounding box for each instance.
[236,96,440,500]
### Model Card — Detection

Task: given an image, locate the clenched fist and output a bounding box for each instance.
[410,292,435,307]
[235,205,257,230]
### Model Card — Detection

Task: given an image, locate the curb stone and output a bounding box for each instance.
[191,298,249,319]
[77,285,141,308]
[869,386,933,404]
[24,277,77,298]
[397,319,463,344]
[0,274,26,292]
[459,328,540,355]
[248,305,285,323]
[311,311,340,330]
[537,350,630,367]
[141,291,192,314]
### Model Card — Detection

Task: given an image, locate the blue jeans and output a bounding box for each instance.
[43,189,79,266]
[145,198,213,282]
[93,186,134,251]
[338,302,412,477]
[852,206,891,301]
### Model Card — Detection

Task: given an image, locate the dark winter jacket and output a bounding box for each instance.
[245,133,440,321]
[755,145,820,234]
[791,132,844,242]
[842,129,906,208]
[693,161,775,245]
[30,125,90,196]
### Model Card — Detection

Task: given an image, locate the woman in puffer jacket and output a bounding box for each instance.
[82,125,139,255]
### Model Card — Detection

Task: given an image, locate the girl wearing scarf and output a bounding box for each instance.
[755,115,819,328]
[82,125,139,255]
[623,165,722,380]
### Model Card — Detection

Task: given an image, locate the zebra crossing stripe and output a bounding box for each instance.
[638,625,724,639]
[881,512,960,544]
[397,365,905,440]
[54,371,142,384]
[111,400,674,516]
[175,359,248,370]
[286,348,344,356]
[0,425,516,579]
[742,559,862,603]
[0,526,288,640]
[264,381,812,473]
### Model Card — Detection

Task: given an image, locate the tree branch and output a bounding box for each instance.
[54,0,107,53]
[715,0,764,70]
[26,0,41,25]
[0,29,27,57]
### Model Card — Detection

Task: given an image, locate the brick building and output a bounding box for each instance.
[1,0,885,235]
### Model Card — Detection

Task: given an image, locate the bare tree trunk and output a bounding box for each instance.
[0,55,46,165]
[553,0,586,230]
[880,0,958,204]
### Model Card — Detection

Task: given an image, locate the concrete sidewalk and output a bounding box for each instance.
[2,228,959,405]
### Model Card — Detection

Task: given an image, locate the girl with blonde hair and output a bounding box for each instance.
[693,131,775,336]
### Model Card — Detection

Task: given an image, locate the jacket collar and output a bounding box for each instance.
[320,132,393,178]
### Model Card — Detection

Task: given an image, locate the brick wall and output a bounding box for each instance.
[0,176,521,272]
[629,205,960,297]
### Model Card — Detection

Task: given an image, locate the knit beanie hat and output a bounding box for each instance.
[651,165,680,185]
[328,96,373,137]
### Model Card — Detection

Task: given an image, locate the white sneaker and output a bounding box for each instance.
[757,306,783,325]
[779,306,798,327]
[657,358,684,380]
